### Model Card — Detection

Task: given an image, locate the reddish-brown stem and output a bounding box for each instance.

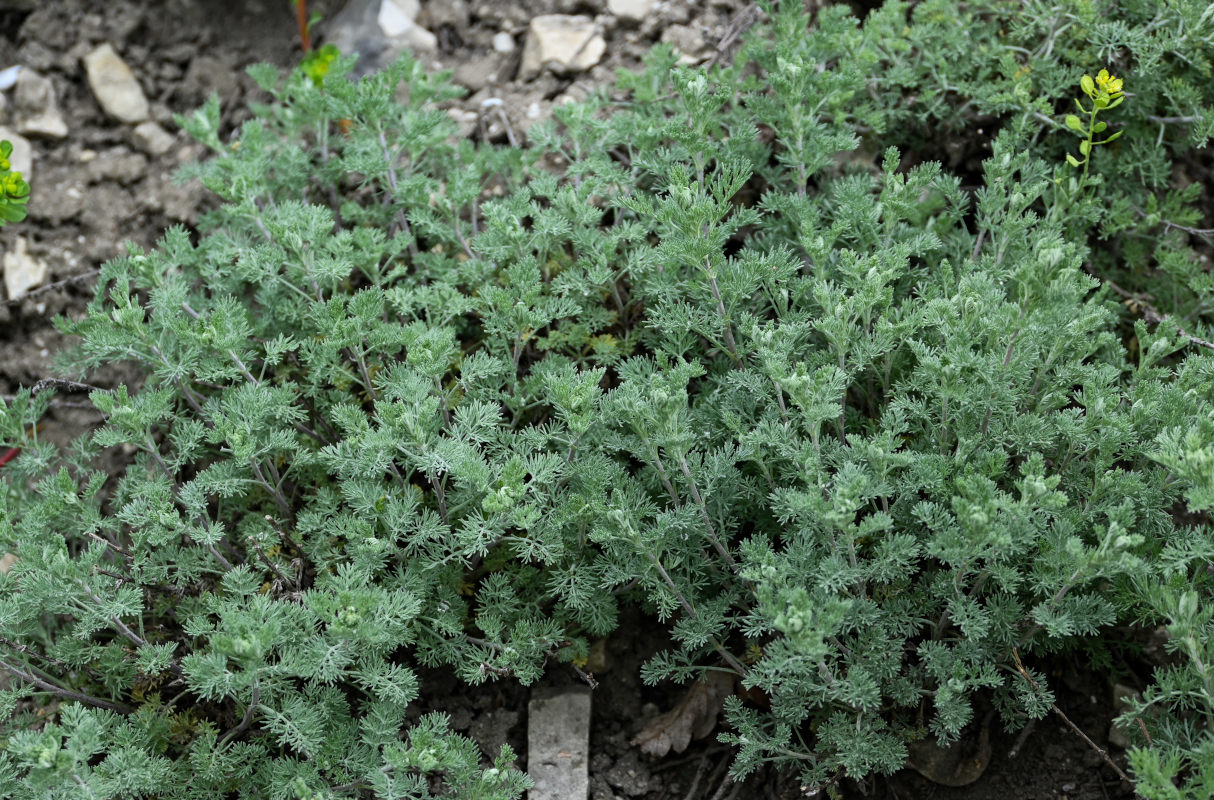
[295,0,311,52]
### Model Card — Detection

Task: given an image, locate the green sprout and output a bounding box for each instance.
[301,43,340,87]
[0,139,30,225]
[1064,69,1124,186]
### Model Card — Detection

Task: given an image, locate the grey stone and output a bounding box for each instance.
[424,0,469,30]
[14,69,68,139]
[661,24,710,64]
[3,236,48,301]
[602,750,652,797]
[453,53,507,91]
[86,147,147,186]
[325,0,437,76]
[132,121,176,157]
[1108,683,1142,749]
[83,43,149,123]
[519,15,606,81]
[528,685,591,800]
[180,56,239,109]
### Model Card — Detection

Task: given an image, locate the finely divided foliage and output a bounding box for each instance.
[1,0,1213,797]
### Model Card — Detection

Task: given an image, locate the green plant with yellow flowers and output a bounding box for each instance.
[0,140,30,225]
[1065,69,1126,186]
[0,1,1212,798]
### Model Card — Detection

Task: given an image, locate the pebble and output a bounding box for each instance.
[86,146,147,186]
[378,0,421,36]
[661,24,711,64]
[1108,683,1142,749]
[453,52,506,91]
[14,68,68,139]
[446,107,478,139]
[132,120,175,156]
[492,31,516,53]
[520,15,606,81]
[0,552,16,575]
[400,21,438,55]
[607,0,654,24]
[3,236,49,301]
[425,0,469,30]
[0,127,32,179]
[83,43,149,123]
[0,65,20,91]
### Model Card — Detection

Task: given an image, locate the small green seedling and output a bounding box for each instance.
[1064,69,1124,185]
[0,139,30,225]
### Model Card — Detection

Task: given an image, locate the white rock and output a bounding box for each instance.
[0,552,16,575]
[14,69,68,139]
[378,0,420,36]
[607,0,653,23]
[132,120,176,156]
[520,15,605,81]
[400,22,438,55]
[0,65,21,91]
[492,31,516,53]
[3,237,48,301]
[83,43,149,123]
[0,127,32,179]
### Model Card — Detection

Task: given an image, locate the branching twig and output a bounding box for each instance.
[218,679,260,748]
[0,656,132,714]
[1011,648,1139,793]
[1087,269,1214,351]
[77,580,150,649]
[1,270,99,306]
[31,379,108,396]
[704,3,762,70]
[248,535,296,591]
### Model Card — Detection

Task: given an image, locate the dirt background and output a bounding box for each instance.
[0,0,1147,797]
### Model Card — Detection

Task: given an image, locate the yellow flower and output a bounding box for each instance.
[1094,69,1124,95]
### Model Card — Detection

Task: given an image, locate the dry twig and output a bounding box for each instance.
[1011,648,1141,794]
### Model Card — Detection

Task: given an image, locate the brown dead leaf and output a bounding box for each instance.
[630,671,735,758]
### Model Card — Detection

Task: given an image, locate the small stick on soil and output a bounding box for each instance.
[679,752,710,800]
[1008,718,1036,758]
[705,4,762,70]
[1011,649,1141,794]
[1,270,99,305]
[653,744,731,772]
[708,773,744,800]
[31,378,108,396]
[699,751,733,800]
[571,661,598,689]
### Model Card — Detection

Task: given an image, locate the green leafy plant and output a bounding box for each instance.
[0,0,1212,798]
[1065,69,1126,184]
[0,139,30,225]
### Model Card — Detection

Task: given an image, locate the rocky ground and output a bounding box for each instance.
[0,1,1143,797]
